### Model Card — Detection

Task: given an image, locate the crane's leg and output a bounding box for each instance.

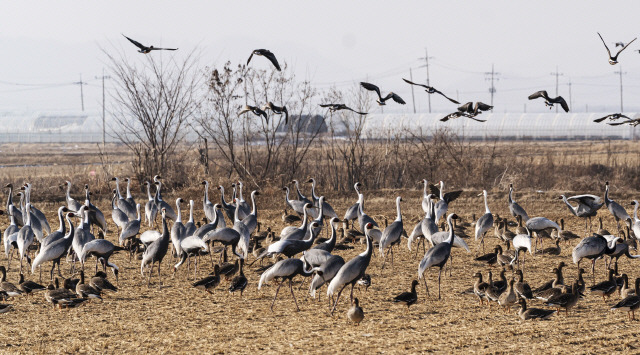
[350,283,355,304]
[422,238,426,254]
[148,264,154,287]
[423,277,430,298]
[331,284,347,315]
[390,247,394,268]
[591,259,596,285]
[271,281,284,311]
[289,279,299,311]
[50,262,55,282]
[438,268,442,300]
[209,242,215,267]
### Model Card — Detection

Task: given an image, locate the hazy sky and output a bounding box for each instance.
[2,1,640,114]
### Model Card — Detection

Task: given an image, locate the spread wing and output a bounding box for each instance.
[262,50,281,71]
[469,116,487,123]
[528,90,549,100]
[345,106,368,115]
[152,47,178,51]
[123,35,146,50]
[402,78,429,89]
[428,184,441,197]
[443,190,463,204]
[319,104,337,108]
[440,112,460,122]
[598,32,612,58]
[385,92,406,104]
[476,102,493,112]
[615,37,637,57]
[555,96,569,112]
[360,82,382,100]
[457,102,473,113]
[593,114,611,123]
[433,89,460,104]
[247,51,255,65]
[238,105,252,115]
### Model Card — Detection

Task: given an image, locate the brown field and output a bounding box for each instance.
[1,142,640,353]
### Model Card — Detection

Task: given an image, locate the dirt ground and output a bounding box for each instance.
[1,183,639,354]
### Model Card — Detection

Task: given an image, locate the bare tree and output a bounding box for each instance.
[105,49,200,183]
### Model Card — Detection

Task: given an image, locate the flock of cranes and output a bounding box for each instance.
[2,175,640,323]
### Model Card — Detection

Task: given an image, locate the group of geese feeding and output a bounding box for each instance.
[2,177,640,324]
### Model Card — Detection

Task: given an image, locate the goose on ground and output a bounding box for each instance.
[393,280,418,309]
[517,298,556,321]
[347,298,365,325]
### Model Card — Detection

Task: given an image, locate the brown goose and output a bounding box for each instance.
[498,279,518,311]
[228,259,247,296]
[541,240,561,255]
[0,266,22,298]
[18,273,45,298]
[473,271,489,305]
[611,277,640,320]
[517,298,556,321]
[533,262,566,293]
[620,274,636,299]
[347,297,365,325]
[545,281,580,315]
[590,269,617,302]
[90,271,117,293]
[514,270,533,300]
[44,278,79,308]
[393,280,418,309]
[484,272,502,308]
[0,304,13,313]
[193,265,220,294]
[474,245,501,265]
[75,271,102,300]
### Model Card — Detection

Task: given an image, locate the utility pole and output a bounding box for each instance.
[419,48,433,113]
[614,66,626,112]
[550,66,563,113]
[74,74,86,111]
[484,64,500,111]
[409,68,416,113]
[95,69,111,148]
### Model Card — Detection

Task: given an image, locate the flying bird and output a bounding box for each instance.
[607,118,640,127]
[598,32,637,65]
[360,82,406,106]
[402,78,459,104]
[528,91,569,112]
[319,104,368,115]
[457,102,493,116]
[261,102,289,124]
[440,111,486,123]
[593,113,631,123]
[615,42,626,48]
[238,105,268,122]
[122,35,177,53]
[247,49,281,71]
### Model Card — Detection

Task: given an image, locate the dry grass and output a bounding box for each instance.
[1,142,640,353]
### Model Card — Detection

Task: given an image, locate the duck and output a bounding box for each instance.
[347,298,365,325]
[611,277,640,320]
[545,281,580,315]
[590,269,618,302]
[517,298,556,321]
[193,265,220,294]
[393,280,418,309]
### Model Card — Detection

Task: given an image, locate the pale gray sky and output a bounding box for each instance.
[2,1,640,114]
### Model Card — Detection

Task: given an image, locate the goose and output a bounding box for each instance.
[309,254,345,298]
[559,194,603,233]
[327,223,374,314]
[119,204,141,246]
[526,217,561,252]
[590,269,618,302]
[517,298,556,321]
[22,183,50,235]
[545,281,580,315]
[360,82,406,106]
[110,190,129,235]
[393,280,418,309]
[474,246,502,265]
[153,176,176,221]
[201,181,216,223]
[528,91,570,112]
[247,49,281,71]
[44,278,79,308]
[598,32,636,65]
[261,101,289,124]
[258,258,314,311]
[228,259,248,296]
[217,185,235,222]
[611,278,640,320]
[141,208,171,287]
[619,274,636,299]
[401,78,459,104]
[514,270,533,300]
[457,101,493,116]
[344,182,363,222]
[5,184,23,226]
[475,190,494,254]
[75,270,102,300]
[483,272,502,307]
[379,196,403,267]
[418,213,459,299]
[604,181,631,235]
[319,103,368,115]
[111,177,137,220]
[282,209,301,224]
[541,240,561,255]
[441,110,487,122]
[40,206,70,248]
[498,279,518,311]
[508,184,529,222]
[31,212,75,280]
[594,113,632,123]
[0,266,22,297]
[63,181,83,212]
[573,233,619,283]
[430,181,462,222]
[16,203,35,274]
[79,239,121,282]
[17,273,46,297]
[89,271,117,293]
[473,272,490,305]
[307,178,338,219]
[144,181,158,227]
[123,34,177,53]
[347,298,365,325]
[193,265,220,294]
[183,200,196,237]
[241,191,260,234]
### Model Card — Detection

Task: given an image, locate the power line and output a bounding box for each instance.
[550,66,564,113]
[614,66,626,112]
[419,48,434,113]
[485,64,500,110]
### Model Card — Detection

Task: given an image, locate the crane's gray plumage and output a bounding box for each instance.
[604,181,631,233]
[308,178,338,219]
[309,255,345,298]
[141,208,171,286]
[508,184,529,222]
[31,212,75,279]
[313,217,339,252]
[344,182,362,221]
[184,200,196,237]
[64,181,82,212]
[418,213,459,299]
[475,190,494,253]
[119,204,141,246]
[379,196,404,262]
[430,181,462,222]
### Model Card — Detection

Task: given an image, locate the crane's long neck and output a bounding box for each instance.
[25,204,32,226]
[161,213,169,240]
[446,216,455,245]
[251,192,257,216]
[238,183,244,201]
[6,185,13,211]
[300,207,308,229]
[111,194,118,209]
[284,187,290,204]
[358,194,365,215]
[328,222,336,245]
[605,185,611,204]
[508,187,514,204]
[156,182,163,201]
[66,183,72,200]
[146,183,153,201]
[395,197,402,222]
[65,214,75,239]
[422,180,428,199]
[634,201,639,222]
[439,181,444,200]
[311,180,319,201]
[126,180,132,199]
[188,200,194,223]
[84,188,91,205]
[234,202,240,223]
[8,206,16,226]
[295,181,305,199]
[483,192,491,214]
[176,201,182,223]
[362,232,373,262]
[220,186,229,206]
[57,207,66,233]
[115,179,123,199]
[314,198,324,222]
[203,182,210,204]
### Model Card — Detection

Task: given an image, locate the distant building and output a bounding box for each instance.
[277,114,327,134]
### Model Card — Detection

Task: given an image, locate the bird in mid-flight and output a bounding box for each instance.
[528,91,570,112]
[606,118,640,127]
[247,49,281,71]
[261,102,289,124]
[123,35,178,53]
[440,111,486,123]
[457,102,493,116]
[593,113,631,123]
[238,105,268,122]
[401,78,459,104]
[319,104,368,115]
[360,82,406,106]
[598,33,637,65]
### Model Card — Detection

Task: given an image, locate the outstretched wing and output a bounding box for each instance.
[443,190,463,204]
[440,112,460,122]
[402,78,429,89]
[385,92,406,105]
[457,102,473,113]
[428,184,441,198]
[247,51,255,65]
[469,116,487,123]
[152,47,178,51]
[360,82,382,100]
[615,37,637,57]
[262,50,281,71]
[433,89,460,104]
[598,32,612,58]
[345,106,368,115]
[528,90,548,100]
[123,35,146,50]
[238,105,252,115]
[319,103,336,108]
[476,102,493,112]
[593,114,611,123]
[556,96,569,112]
